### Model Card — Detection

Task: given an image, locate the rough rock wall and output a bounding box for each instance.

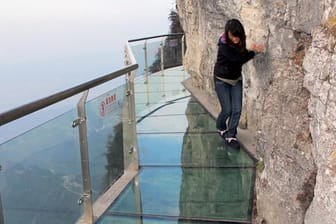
[176,0,336,223]
[303,20,336,224]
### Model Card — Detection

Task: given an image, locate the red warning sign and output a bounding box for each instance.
[100,93,117,117]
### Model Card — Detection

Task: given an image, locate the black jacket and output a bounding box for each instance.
[214,37,255,80]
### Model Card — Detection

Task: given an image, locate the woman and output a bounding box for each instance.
[214,19,263,148]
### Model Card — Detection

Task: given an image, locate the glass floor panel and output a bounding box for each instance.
[136,96,215,133]
[97,167,254,223]
[137,133,254,167]
[97,67,255,224]
[134,92,191,115]
[137,113,216,133]
[134,80,187,92]
[136,98,204,122]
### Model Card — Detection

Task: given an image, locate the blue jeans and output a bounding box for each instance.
[214,78,243,138]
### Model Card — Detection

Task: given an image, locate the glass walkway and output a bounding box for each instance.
[0,34,256,224]
[96,67,256,224]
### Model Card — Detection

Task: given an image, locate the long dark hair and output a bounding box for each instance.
[224,19,246,52]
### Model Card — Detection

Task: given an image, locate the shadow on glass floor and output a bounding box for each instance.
[97,96,255,224]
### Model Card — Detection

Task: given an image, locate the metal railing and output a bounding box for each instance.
[0,65,137,126]
[0,64,138,224]
[74,90,93,223]
[0,33,184,224]
[128,33,185,105]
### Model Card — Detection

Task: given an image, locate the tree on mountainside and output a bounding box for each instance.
[169,9,184,34]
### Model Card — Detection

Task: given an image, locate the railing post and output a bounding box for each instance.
[143,40,148,83]
[182,35,185,70]
[181,35,186,91]
[0,192,4,224]
[126,70,139,170]
[143,40,150,106]
[160,38,166,97]
[124,43,139,171]
[160,38,165,76]
[73,90,93,224]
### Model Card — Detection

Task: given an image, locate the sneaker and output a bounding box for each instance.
[217,129,228,140]
[225,137,240,149]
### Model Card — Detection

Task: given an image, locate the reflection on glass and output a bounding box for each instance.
[134,66,190,116]
[137,99,254,167]
[162,37,183,69]
[109,168,181,216]
[98,95,255,223]
[85,85,126,197]
[138,132,254,168]
[130,41,161,78]
[0,84,127,223]
[130,36,183,79]
[101,167,253,222]
[179,167,253,221]
[180,99,254,221]
[0,109,82,223]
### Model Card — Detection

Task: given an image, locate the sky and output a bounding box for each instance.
[0,0,175,111]
[0,0,175,142]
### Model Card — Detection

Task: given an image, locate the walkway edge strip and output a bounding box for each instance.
[76,170,138,224]
[105,211,252,223]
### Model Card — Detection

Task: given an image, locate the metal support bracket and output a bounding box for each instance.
[77,193,91,206]
[72,117,86,128]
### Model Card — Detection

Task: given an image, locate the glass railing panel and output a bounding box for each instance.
[130,40,161,78]
[0,78,132,223]
[83,84,126,200]
[127,43,143,77]
[134,67,189,115]
[146,39,164,75]
[130,35,183,79]
[162,36,183,69]
[0,106,83,223]
[101,167,254,222]
[135,73,187,94]
[141,36,183,74]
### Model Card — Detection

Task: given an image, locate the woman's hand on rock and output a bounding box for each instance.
[250,42,265,53]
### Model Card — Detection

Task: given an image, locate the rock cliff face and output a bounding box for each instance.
[176,0,336,223]
[303,21,336,224]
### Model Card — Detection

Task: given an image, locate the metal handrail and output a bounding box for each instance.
[128,33,184,43]
[0,64,138,126]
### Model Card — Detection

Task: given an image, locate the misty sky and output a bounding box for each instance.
[0,0,175,112]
